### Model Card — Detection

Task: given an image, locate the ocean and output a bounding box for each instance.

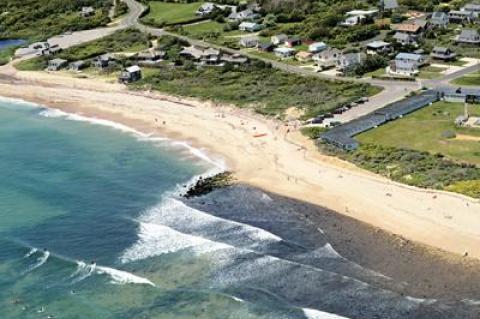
[1,98,479,319]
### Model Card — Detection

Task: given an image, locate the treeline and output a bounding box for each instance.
[0,0,113,40]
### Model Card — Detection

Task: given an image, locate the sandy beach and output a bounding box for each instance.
[2,64,480,260]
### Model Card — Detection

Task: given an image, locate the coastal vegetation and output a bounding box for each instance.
[321,143,480,197]
[312,101,480,197]
[135,63,376,118]
[0,0,113,41]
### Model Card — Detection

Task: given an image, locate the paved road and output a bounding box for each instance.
[15,0,145,57]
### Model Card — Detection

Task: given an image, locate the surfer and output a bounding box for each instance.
[38,306,45,313]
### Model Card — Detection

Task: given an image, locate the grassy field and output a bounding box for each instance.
[357,101,480,165]
[182,20,224,36]
[143,1,204,25]
[450,73,480,86]
[0,0,112,40]
[417,65,447,79]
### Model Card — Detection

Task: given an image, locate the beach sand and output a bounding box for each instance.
[2,64,480,261]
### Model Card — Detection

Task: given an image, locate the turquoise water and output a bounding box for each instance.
[1,98,478,319]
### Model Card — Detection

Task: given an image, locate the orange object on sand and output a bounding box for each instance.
[253,133,267,138]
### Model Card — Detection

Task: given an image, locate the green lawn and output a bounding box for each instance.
[418,65,447,79]
[143,1,204,25]
[182,20,224,36]
[450,73,480,86]
[357,101,480,165]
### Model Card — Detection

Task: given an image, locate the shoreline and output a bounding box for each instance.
[2,66,480,260]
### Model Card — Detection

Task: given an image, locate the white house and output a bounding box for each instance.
[228,9,260,21]
[461,3,480,18]
[239,36,259,48]
[308,42,328,53]
[313,48,341,69]
[271,34,288,45]
[456,29,480,44]
[393,32,418,46]
[273,47,296,59]
[239,22,264,32]
[336,53,364,73]
[387,52,426,77]
[366,41,391,54]
[196,3,217,16]
[430,12,449,28]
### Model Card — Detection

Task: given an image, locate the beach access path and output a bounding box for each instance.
[1,64,480,260]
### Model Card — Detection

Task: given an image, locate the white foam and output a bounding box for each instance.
[170,141,225,169]
[23,250,50,274]
[303,308,351,319]
[38,108,149,137]
[24,248,38,258]
[142,197,283,244]
[70,261,95,284]
[96,266,155,286]
[120,222,231,263]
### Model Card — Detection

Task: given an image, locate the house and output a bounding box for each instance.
[461,3,480,18]
[391,22,424,35]
[47,45,62,56]
[366,41,392,54]
[228,9,260,22]
[448,10,474,23]
[238,22,263,32]
[239,36,259,48]
[341,15,365,26]
[336,53,364,73]
[456,29,480,44]
[313,48,341,69]
[119,65,142,83]
[196,2,216,16]
[92,54,115,69]
[345,10,379,17]
[137,48,166,64]
[179,46,204,60]
[80,6,95,18]
[257,42,275,52]
[47,58,68,71]
[295,51,313,62]
[221,54,248,64]
[387,52,426,77]
[199,48,221,65]
[308,42,327,53]
[273,47,296,59]
[271,34,288,45]
[69,60,87,71]
[430,11,449,28]
[284,37,301,47]
[393,32,418,46]
[379,0,399,11]
[440,87,480,103]
[430,47,456,60]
